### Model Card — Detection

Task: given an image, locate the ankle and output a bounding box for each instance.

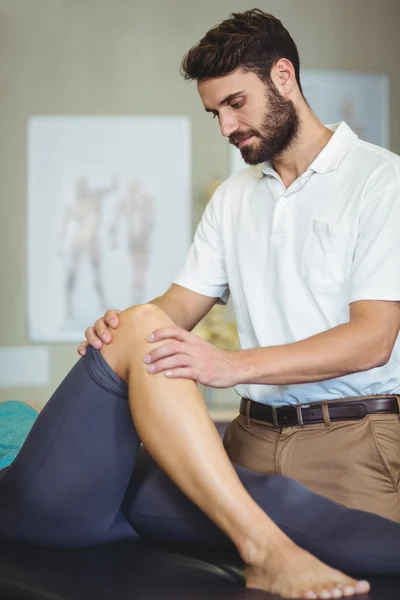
[237,523,291,569]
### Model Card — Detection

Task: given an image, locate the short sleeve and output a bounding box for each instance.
[348,164,400,303]
[172,187,230,304]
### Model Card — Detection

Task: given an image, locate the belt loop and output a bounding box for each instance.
[244,399,251,428]
[271,405,279,428]
[395,395,400,413]
[322,403,332,428]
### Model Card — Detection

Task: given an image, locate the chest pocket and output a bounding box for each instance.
[301,219,350,288]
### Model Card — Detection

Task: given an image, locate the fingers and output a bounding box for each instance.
[84,325,104,349]
[147,327,193,343]
[104,309,121,329]
[164,367,196,380]
[93,310,120,345]
[145,353,190,374]
[78,309,121,355]
[77,340,88,356]
[99,310,120,343]
[144,341,186,364]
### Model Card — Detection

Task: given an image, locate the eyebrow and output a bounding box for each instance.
[204,91,245,113]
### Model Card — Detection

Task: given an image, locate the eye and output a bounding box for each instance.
[231,100,244,109]
[212,112,218,120]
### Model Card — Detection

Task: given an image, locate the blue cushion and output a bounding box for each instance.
[0,401,39,469]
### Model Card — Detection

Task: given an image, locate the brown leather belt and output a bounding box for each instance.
[240,395,400,427]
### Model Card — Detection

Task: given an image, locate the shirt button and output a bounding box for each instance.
[280,196,287,204]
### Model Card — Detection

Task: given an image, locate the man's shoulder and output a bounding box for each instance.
[206,165,265,226]
[353,138,400,178]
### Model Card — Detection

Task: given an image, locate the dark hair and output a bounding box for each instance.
[180,9,302,93]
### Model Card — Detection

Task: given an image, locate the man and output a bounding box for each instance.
[74,6,396,597]
[82,7,400,519]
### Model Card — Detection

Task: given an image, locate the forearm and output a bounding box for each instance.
[149,295,193,331]
[236,321,389,386]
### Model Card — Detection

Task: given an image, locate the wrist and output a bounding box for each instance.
[229,349,251,386]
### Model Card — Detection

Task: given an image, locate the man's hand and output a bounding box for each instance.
[144,326,240,388]
[77,309,121,356]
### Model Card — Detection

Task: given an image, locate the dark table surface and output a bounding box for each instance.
[0,539,399,600]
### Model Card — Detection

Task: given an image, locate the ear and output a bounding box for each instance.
[271,58,296,95]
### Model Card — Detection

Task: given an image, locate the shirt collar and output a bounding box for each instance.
[308,122,358,173]
[261,122,358,177]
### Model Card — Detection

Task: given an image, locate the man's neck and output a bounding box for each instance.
[272,106,334,189]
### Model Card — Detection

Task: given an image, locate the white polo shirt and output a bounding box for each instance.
[173,122,400,406]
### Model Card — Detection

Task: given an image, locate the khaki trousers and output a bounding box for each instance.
[223,411,400,522]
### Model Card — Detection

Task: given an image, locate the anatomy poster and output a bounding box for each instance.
[230,70,389,174]
[27,116,191,341]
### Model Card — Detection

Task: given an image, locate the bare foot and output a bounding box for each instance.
[244,537,370,599]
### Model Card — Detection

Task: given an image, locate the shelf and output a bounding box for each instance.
[208,408,239,422]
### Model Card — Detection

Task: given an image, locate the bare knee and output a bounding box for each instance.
[100,303,173,381]
[119,303,171,327]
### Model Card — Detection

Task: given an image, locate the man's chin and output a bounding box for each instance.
[240,149,263,165]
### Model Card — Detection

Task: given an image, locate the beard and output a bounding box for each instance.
[229,83,300,165]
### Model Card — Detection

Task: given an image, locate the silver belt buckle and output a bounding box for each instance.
[296,405,304,426]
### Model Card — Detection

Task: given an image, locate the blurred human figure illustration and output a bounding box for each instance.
[109,178,155,304]
[60,176,118,320]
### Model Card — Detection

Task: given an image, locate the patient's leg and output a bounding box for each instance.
[101,304,369,599]
[0,345,141,545]
[124,448,400,576]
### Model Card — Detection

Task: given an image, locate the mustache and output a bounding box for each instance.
[229,130,260,146]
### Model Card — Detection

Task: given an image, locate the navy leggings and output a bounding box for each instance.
[1,346,400,575]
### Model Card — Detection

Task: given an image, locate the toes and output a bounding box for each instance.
[300,578,370,600]
[355,580,370,595]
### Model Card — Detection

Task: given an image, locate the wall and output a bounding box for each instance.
[0,0,399,409]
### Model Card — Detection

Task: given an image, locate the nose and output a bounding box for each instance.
[218,112,240,138]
